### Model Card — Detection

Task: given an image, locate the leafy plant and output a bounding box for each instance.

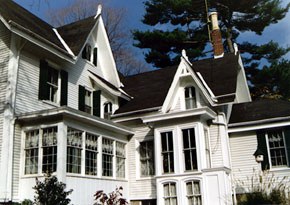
[94,186,128,205]
[236,169,290,205]
[33,173,73,205]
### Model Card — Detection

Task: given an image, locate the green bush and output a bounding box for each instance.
[236,170,290,205]
[33,173,73,205]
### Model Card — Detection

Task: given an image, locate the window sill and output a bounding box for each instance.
[269,166,290,172]
[136,176,155,181]
[66,174,128,181]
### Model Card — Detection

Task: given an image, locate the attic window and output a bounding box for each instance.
[104,102,113,120]
[185,86,196,109]
[82,44,91,61]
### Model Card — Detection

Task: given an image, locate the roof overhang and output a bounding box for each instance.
[228,117,290,133]
[16,106,134,136]
[142,107,216,124]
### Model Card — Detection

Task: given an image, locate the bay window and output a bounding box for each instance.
[163,182,177,205]
[161,131,174,173]
[85,133,98,175]
[186,181,202,205]
[67,128,83,174]
[140,140,155,176]
[183,128,198,171]
[102,138,114,176]
[116,142,126,178]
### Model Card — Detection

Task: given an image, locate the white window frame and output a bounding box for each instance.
[184,86,197,109]
[116,141,126,178]
[23,126,58,175]
[185,180,202,205]
[104,101,113,120]
[266,129,289,168]
[161,131,175,174]
[84,89,93,114]
[139,139,155,177]
[163,182,178,205]
[182,127,198,171]
[85,133,99,176]
[102,137,114,177]
[47,66,61,104]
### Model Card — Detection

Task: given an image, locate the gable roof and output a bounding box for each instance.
[116,53,240,115]
[57,16,97,55]
[229,99,290,126]
[0,0,66,52]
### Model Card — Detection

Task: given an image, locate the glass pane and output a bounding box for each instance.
[161,132,168,151]
[164,184,169,196]
[186,182,193,194]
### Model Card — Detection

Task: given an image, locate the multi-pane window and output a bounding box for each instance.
[47,67,59,103]
[102,138,114,176]
[164,182,178,205]
[67,128,83,174]
[161,131,174,173]
[140,140,155,176]
[104,102,113,120]
[183,128,198,171]
[267,130,288,167]
[186,181,202,205]
[25,130,39,174]
[42,127,57,173]
[85,90,92,114]
[85,133,98,175]
[116,142,126,178]
[185,86,196,109]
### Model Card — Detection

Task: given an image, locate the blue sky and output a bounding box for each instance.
[14,0,290,60]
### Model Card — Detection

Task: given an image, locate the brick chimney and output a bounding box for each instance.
[209,12,224,58]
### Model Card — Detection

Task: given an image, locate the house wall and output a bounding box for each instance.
[0,22,11,165]
[127,122,156,200]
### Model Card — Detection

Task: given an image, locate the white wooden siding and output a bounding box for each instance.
[0,22,11,164]
[229,132,260,192]
[12,124,21,199]
[210,125,224,167]
[127,123,156,200]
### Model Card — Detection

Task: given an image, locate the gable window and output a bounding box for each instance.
[24,127,58,175]
[140,140,155,176]
[39,60,68,105]
[104,102,113,120]
[185,86,196,109]
[161,131,174,173]
[183,128,198,171]
[79,85,101,117]
[85,133,98,175]
[93,47,98,66]
[116,142,126,178]
[82,44,91,61]
[102,138,114,177]
[67,128,83,174]
[186,181,202,205]
[163,182,177,205]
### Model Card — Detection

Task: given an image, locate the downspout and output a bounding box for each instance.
[0,34,26,202]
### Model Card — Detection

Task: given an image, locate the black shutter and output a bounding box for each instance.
[93,90,101,117]
[60,70,68,106]
[93,47,98,66]
[38,60,49,100]
[256,130,269,170]
[284,126,290,167]
[78,85,85,111]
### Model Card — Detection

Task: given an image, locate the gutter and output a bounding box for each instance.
[228,116,290,128]
[8,21,76,63]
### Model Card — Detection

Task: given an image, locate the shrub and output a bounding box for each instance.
[33,173,73,205]
[94,186,128,205]
[236,169,290,205]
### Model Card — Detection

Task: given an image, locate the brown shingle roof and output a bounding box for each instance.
[0,0,66,51]
[229,99,290,124]
[57,16,97,55]
[116,53,240,114]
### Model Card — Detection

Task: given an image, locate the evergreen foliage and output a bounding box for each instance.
[133,0,290,99]
[33,173,73,205]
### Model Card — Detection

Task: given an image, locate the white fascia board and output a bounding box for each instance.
[53,28,75,56]
[9,24,75,63]
[142,107,216,124]
[88,71,122,97]
[0,15,11,30]
[112,106,161,120]
[228,118,290,133]
[17,107,134,135]
[236,54,252,101]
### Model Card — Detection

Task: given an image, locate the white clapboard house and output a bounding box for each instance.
[1,1,290,205]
